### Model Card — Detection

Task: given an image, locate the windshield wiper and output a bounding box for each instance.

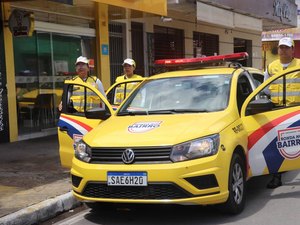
[118,109,210,116]
[147,109,209,114]
[118,111,149,116]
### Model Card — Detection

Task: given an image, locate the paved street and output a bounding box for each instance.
[0,135,71,218]
[46,170,300,225]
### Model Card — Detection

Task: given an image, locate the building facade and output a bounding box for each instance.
[0,0,297,142]
[262,0,300,70]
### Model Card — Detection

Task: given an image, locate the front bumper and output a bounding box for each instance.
[71,155,229,205]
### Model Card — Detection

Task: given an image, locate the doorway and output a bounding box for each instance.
[234,38,252,67]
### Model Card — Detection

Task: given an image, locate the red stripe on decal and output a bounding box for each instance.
[248,110,300,150]
[60,114,93,131]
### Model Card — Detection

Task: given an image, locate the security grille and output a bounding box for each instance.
[131,22,144,76]
[109,23,124,84]
[234,38,252,67]
[153,25,184,60]
[193,32,219,57]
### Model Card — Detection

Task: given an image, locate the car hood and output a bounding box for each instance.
[84,112,237,147]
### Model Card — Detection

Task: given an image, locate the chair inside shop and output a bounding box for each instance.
[33,93,56,126]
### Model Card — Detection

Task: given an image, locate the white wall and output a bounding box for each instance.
[119,5,263,70]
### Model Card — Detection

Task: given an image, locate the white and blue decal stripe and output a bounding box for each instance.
[58,115,92,139]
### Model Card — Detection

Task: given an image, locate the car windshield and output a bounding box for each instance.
[118,75,231,115]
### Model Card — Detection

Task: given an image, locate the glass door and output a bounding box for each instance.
[14,31,95,136]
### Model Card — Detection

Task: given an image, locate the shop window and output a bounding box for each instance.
[14,31,95,135]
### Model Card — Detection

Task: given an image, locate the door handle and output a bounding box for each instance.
[59,126,68,132]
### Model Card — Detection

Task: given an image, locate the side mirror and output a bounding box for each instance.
[246,98,274,115]
[85,108,111,120]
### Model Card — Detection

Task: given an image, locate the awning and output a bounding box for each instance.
[92,0,167,16]
[262,28,300,41]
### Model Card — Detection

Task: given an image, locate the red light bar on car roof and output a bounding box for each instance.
[154,52,248,66]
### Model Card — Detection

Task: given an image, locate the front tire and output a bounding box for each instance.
[219,153,246,214]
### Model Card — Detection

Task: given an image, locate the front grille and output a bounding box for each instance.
[90,147,172,164]
[82,182,192,199]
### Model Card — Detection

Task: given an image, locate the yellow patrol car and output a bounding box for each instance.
[58,53,300,214]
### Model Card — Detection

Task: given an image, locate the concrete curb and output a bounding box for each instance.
[0,192,81,225]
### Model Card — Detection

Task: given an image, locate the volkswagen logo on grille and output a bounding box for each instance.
[121,149,135,164]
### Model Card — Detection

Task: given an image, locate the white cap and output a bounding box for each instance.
[122,58,136,67]
[278,37,294,47]
[75,56,89,65]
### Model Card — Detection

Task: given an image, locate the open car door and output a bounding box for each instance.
[58,78,144,169]
[58,79,114,169]
[241,67,300,177]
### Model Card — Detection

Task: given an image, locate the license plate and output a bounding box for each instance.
[107,172,147,186]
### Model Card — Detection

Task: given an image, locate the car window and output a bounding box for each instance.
[118,75,232,114]
[236,75,253,112]
[251,73,264,87]
[65,84,105,115]
[251,72,300,110]
[108,82,140,105]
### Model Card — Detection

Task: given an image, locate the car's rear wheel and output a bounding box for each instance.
[219,153,246,214]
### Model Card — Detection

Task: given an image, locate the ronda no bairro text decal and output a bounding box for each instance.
[277,126,300,159]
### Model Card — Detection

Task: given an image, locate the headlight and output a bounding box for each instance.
[74,140,91,163]
[170,134,219,162]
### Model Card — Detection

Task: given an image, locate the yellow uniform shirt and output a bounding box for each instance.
[114,74,142,104]
[267,58,300,106]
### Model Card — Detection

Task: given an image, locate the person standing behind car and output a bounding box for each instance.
[264,37,300,189]
[114,58,142,104]
[59,56,106,112]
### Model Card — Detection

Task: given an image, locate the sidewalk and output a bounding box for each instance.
[0,135,80,225]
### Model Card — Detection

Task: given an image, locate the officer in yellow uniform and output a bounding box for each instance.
[264,37,300,188]
[266,37,300,106]
[114,58,142,104]
[59,56,106,112]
